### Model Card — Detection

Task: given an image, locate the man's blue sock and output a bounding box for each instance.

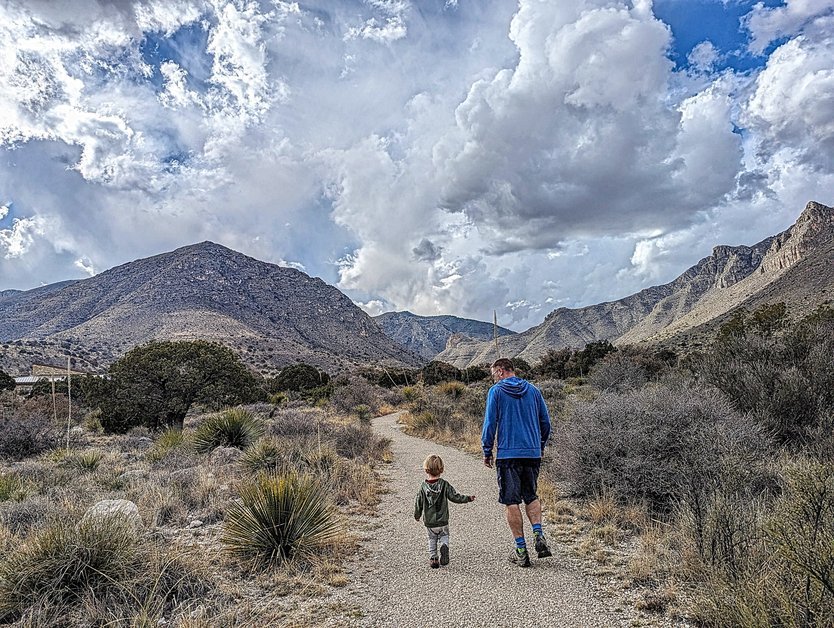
[515,536,526,550]
[533,523,543,536]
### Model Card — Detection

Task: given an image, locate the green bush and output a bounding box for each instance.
[329,376,380,415]
[222,472,341,564]
[268,363,330,393]
[0,370,14,392]
[86,340,266,433]
[192,408,265,453]
[420,361,462,385]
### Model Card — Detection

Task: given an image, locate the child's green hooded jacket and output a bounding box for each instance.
[414,478,472,528]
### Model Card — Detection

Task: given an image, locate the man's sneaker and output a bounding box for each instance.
[439,544,450,566]
[534,532,552,558]
[509,547,531,568]
[430,558,440,569]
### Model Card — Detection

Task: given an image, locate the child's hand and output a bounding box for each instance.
[469,495,476,501]
[415,516,420,521]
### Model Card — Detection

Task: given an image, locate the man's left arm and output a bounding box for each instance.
[537,390,551,455]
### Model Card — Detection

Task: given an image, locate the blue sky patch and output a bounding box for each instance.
[140,22,212,91]
[655,0,786,72]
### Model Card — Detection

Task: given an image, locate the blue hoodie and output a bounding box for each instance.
[481,376,551,460]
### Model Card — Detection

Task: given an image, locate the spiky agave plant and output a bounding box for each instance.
[222,472,342,564]
[192,408,265,453]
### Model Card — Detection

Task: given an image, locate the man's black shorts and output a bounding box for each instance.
[496,458,541,505]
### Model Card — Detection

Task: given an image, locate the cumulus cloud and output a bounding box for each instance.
[745,0,834,54]
[1,0,833,332]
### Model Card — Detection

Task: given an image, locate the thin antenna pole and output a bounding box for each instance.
[494,310,499,358]
[66,358,71,451]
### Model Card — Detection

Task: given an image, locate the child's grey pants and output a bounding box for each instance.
[426,525,449,558]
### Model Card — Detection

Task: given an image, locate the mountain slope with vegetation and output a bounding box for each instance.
[374,311,515,360]
[0,242,419,375]
[437,200,834,367]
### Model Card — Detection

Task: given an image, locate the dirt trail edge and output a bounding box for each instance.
[327,411,632,627]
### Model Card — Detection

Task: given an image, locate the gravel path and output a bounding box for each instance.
[330,411,633,627]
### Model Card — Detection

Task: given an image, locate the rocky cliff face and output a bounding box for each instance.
[374,311,515,360]
[437,200,834,368]
[0,242,419,375]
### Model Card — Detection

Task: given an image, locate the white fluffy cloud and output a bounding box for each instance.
[1,0,833,331]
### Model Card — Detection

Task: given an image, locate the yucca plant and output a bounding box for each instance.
[192,408,265,453]
[65,449,104,472]
[241,437,284,473]
[222,472,342,564]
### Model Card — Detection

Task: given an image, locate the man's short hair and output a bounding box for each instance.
[423,454,444,476]
[491,358,515,372]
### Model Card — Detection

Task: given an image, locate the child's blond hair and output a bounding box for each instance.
[423,454,444,476]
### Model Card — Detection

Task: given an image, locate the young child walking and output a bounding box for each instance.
[414,454,475,568]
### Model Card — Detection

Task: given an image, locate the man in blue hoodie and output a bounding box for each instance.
[482,357,552,567]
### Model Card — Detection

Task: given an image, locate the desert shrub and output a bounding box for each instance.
[0,516,137,622]
[697,311,834,449]
[268,363,330,393]
[0,370,14,392]
[0,473,26,502]
[86,340,266,433]
[329,376,380,415]
[692,459,834,627]
[0,399,62,460]
[222,472,342,564]
[766,460,834,619]
[192,408,265,453]
[355,366,418,388]
[461,366,489,382]
[420,361,462,385]
[0,494,62,536]
[146,427,190,463]
[558,383,770,517]
[353,404,372,424]
[328,423,389,461]
[438,381,467,399]
[589,352,650,392]
[268,407,321,437]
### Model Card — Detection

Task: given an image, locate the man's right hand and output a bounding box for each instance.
[483,455,493,468]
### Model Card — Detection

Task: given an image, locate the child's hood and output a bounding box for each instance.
[421,479,444,505]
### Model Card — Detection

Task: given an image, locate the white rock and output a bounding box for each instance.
[83,499,142,533]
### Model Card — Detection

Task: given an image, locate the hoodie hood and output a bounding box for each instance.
[422,480,443,506]
[497,376,529,398]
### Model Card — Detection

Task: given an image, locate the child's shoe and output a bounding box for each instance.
[430,558,440,569]
[439,544,449,566]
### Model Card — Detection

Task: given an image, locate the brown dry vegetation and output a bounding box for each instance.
[0,393,392,627]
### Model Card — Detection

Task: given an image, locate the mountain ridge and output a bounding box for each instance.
[436,200,834,367]
[0,242,420,375]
